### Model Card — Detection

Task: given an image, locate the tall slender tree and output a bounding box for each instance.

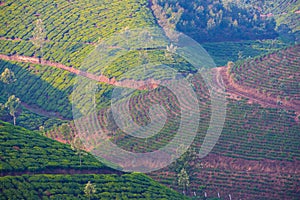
[0,103,5,118]
[5,95,21,126]
[32,19,46,62]
[70,136,86,167]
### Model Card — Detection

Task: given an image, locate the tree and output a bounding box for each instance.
[227,61,234,74]
[5,95,21,126]
[39,126,45,135]
[0,103,5,118]
[60,123,71,140]
[70,136,86,167]
[233,19,238,27]
[151,0,183,41]
[0,68,16,84]
[178,167,190,195]
[31,19,46,61]
[84,181,96,200]
[165,43,177,60]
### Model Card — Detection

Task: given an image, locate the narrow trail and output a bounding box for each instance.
[212,67,300,114]
[0,54,160,90]
[1,53,299,119]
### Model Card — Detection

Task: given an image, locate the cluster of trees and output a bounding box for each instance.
[152,0,279,42]
[237,0,299,43]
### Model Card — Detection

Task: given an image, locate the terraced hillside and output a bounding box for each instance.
[0,0,156,68]
[0,0,199,126]
[47,72,300,199]
[0,121,189,200]
[0,0,299,199]
[229,45,300,109]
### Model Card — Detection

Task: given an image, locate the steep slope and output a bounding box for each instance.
[48,74,300,199]
[0,120,113,173]
[0,121,189,200]
[0,0,156,68]
[228,45,300,109]
[0,0,197,124]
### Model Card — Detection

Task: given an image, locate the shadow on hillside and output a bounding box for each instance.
[0,60,77,119]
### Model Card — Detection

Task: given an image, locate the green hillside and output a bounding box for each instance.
[230,45,300,103]
[0,0,299,199]
[48,74,300,199]
[0,0,156,68]
[0,120,189,200]
[0,173,190,200]
[0,120,108,173]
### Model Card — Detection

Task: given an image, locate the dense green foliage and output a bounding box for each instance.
[0,121,106,172]
[0,121,189,199]
[0,173,189,200]
[0,0,299,199]
[153,0,278,42]
[238,0,300,42]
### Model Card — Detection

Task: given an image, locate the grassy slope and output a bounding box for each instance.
[0,120,106,172]
[0,0,197,125]
[0,0,156,68]
[230,45,300,101]
[0,120,189,200]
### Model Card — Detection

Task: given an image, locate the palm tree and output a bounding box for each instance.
[70,136,86,167]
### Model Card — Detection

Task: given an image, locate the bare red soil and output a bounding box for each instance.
[0,54,161,90]
[198,153,299,174]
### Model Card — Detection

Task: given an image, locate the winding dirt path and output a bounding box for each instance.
[1,53,299,119]
[0,54,161,90]
[212,66,300,113]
